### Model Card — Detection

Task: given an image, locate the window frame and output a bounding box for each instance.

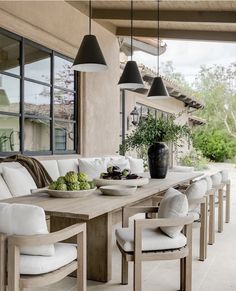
[0,27,79,156]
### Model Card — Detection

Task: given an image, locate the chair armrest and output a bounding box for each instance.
[8,223,86,247]
[122,206,159,227]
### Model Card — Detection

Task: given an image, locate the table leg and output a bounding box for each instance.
[50,213,112,282]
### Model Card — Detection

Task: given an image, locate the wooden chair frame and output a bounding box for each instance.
[1,223,87,291]
[118,206,194,291]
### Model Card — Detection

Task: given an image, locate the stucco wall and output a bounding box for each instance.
[0,1,120,156]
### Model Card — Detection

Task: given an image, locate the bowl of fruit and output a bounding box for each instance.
[47,171,96,198]
[94,166,149,187]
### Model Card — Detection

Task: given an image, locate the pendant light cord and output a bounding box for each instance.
[89,0,92,35]
[131,0,133,60]
[157,0,160,76]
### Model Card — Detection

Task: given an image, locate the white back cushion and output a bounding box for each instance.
[108,158,130,171]
[79,158,108,180]
[220,170,229,183]
[158,191,188,238]
[211,172,222,186]
[164,187,181,199]
[203,175,213,191]
[40,160,60,181]
[127,157,144,174]
[57,159,79,176]
[0,162,22,174]
[0,175,12,199]
[0,203,55,256]
[185,179,208,211]
[2,166,37,196]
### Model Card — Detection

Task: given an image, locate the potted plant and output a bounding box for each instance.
[123,114,191,178]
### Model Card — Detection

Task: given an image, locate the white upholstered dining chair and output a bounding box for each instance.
[0,203,86,291]
[115,189,194,291]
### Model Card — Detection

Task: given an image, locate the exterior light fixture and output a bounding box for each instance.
[72,0,107,72]
[130,106,139,125]
[147,0,169,99]
[118,0,144,89]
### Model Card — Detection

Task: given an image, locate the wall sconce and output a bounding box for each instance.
[130,106,140,126]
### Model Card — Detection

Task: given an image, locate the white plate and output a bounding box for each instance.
[100,185,137,196]
[94,177,149,187]
[46,187,97,198]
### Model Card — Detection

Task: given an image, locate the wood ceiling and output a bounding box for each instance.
[67,1,236,41]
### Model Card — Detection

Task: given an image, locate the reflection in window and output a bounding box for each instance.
[55,128,66,151]
[54,121,74,151]
[54,56,74,90]
[0,34,20,75]
[24,81,50,117]
[25,44,50,83]
[24,118,50,151]
[54,89,74,120]
[0,115,20,152]
[0,74,20,113]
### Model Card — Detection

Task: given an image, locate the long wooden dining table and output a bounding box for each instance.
[3,171,202,283]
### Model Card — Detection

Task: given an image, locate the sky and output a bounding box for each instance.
[133,39,236,85]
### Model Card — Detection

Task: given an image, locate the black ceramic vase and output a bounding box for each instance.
[148,142,169,179]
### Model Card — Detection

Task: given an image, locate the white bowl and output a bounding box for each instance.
[100,185,137,196]
[94,177,149,187]
[46,187,97,198]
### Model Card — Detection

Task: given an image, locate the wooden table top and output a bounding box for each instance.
[2,171,203,220]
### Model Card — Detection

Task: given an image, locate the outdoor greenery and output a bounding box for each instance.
[179,149,209,170]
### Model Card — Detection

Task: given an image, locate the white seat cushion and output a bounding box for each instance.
[79,158,108,180]
[115,227,187,252]
[220,170,229,183]
[108,158,130,172]
[127,157,144,174]
[40,160,60,181]
[185,180,207,211]
[0,203,54,256]
[20,243,77,275]
[0,175,12,199]
[158,189,188,238]
[57,159,79,176]
[2,165,37,196]
[211,172,222,187]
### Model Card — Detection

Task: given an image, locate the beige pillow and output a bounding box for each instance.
[185,180,207,211]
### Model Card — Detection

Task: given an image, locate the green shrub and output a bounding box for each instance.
[179,149,209,170]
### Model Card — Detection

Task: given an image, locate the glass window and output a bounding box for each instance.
[24,118,50,151]
[0,115,20,152]
[24,81,50,117]
[54,121,74,151]
[54,89,74,120]
[0,74,20,113]
[24,44,50,83]
[54,56,74,90]
[0,34,20,75]
[55,128,66,151]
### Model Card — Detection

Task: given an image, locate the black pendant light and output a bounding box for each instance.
[118,0,144,90]
[147,0,169,99]
[72,0,107,72]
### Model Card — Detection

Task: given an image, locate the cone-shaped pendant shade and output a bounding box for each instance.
[72,35,107,72]
[147,76,169,99]
[118,60,144,90]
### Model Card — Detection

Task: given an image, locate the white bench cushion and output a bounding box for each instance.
[0,175,12,199]
[57,159,79,176]
[0,203,54,256]
[2,165,37,196]
[20,243,77,275]
[40,160,60,181]
[79,158,108,180]
[185,179,207,211]
[115,227,187,252]
[127,157,144,174]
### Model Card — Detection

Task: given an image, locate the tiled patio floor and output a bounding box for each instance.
[28,163,236,291]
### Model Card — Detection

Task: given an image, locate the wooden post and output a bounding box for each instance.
[218,188,224,233]
[226,182,231,223]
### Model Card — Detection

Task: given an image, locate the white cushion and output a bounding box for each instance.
[158,191,188,238]
[203,175,213,191]
[2,166,37,196]
[127,157,144,174]
[0,162,22,174]
[185,180,207,211]
[40,160,60,181]
[79,158,108,180]
[0,203,54,256]
[108,158,130,172]
[0,175,12,199]
[57,159,79,176]
[20,243,77,275]
[171,166,194,172]
[211,172,222,186]
[115,227,187,252]
[220,170,229,183]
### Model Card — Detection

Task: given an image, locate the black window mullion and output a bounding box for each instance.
[20,37,25,154]
[51,51,55,154]
[74,71,79,153]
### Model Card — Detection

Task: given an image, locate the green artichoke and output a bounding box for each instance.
[78,172,88,182]
[48,181,57,190]
[67,182,80,191]
[80,182,90,190]
[65,171,78,183]
[57,176,66,184]
[56,183,67,191]
[88,181,95,189]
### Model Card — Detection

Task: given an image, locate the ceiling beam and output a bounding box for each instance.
[93,9,236,23]
[116,27,236,42]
